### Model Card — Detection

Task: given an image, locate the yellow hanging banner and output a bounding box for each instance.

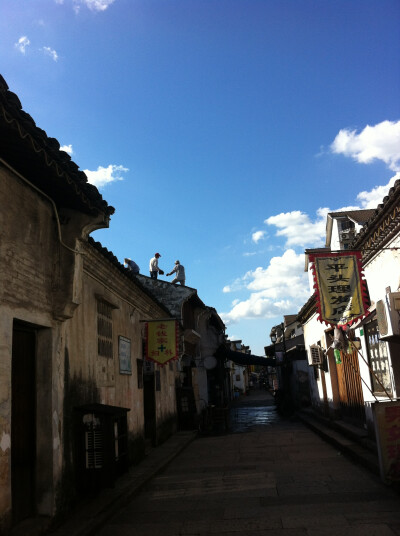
[146,320,179,366]
[309,251,369,327]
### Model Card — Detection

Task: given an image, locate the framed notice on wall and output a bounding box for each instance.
[118,336,132,375]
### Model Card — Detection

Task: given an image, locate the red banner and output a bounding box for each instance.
[145,320,179,366]
[309,251,369,327]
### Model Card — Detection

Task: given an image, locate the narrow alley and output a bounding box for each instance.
[71,390,400,536]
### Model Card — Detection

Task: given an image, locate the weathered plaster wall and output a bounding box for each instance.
[0,163,180,528]
[302,311,340,414]
[195,316,225,407]
[0,165,65,529]
[0,166,57,315]
[64,242,178,459]
[154,362,178,443]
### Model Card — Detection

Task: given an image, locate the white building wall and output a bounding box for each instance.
[233,364,246,393]
[302,310,340,415]
[330,219,342,251]
[363,235,400,304]
[354,234,400,433]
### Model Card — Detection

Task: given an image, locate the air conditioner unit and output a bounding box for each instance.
[309,344,324,365]
[376,292,400,339]
[340,230,355,240]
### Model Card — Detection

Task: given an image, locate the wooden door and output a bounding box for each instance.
[11,324,36,523]
[143,374,156,443]
[336,348,365,425]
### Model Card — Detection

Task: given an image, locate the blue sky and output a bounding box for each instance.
[2,0,400,355]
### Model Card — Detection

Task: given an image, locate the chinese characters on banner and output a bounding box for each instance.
[373,402,400,482]
[308,251,369,327]
[145,320,179,366]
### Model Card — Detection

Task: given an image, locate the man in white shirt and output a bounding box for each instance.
[149,253,164,279]
[167,260,185,285]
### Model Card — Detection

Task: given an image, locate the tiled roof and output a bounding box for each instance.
[88,238,171,316]
[296,293,316,324]
[87,238,208,320]
[351,178,400,255]
[135,275,200,319]
[0,75,114,218]
[328,209,376,225]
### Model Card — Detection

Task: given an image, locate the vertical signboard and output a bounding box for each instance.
[309,251,369,327]
[146,320,179,366]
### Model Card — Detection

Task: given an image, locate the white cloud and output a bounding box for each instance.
[84,164,128,188]
[73,0,116,12]
[357,172,400,209]
[330,120,400,209]
[42,47,58,61]
[221,295,298,325]
[331,120,400,172]
[246,250,307,296]
[221,120,400,331]
[252,230,266,244]
[60,144,73,155]
[223,275,246,293]
[15,36,30,54]
[221,249,309,324]
[265,207,329,248]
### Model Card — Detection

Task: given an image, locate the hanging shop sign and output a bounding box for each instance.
[146,320,179,366]
[308,251,369,327]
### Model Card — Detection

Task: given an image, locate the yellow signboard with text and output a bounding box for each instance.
[146,320,179,366]
[309,251,368,327]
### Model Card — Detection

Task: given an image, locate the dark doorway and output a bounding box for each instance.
[11,322,36,523]
[143,373,156,445]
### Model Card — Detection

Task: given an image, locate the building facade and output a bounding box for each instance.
[299,202,400,456]
[0,76,179,532]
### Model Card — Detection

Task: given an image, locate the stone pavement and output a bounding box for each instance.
[45,430,198,536]
[87,390,400,536]
[43,389,400,536]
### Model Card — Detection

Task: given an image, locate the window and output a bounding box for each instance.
[97,300,113,358]
[84,414,103,469]
[341,220,355,231]
[365,320,393,395]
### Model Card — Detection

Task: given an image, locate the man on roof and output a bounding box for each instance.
[149,252,164,279]
[167,260,185,286]
[124,258,140,274]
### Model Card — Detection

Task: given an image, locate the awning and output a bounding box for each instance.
[286,345,307,361]
[264,341,307,361]
[215,346,275,367]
